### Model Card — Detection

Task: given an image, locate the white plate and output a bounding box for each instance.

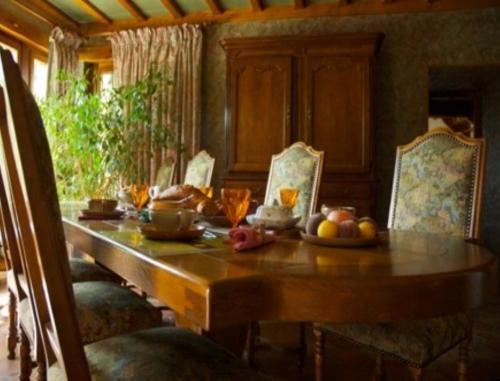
[246,214,301,230]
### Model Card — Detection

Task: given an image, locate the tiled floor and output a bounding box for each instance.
[1,276,499,380]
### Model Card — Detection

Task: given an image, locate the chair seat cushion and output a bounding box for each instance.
[20,281,162,344]
[69,258,121,283]
[316,313,469,366]
[48,327,267,381]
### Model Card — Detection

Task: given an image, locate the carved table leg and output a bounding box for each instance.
[313,327,325,381]
[7,289,18,359]
[458,337,471,381]
[19,328,32,381]
[245,322,259,369]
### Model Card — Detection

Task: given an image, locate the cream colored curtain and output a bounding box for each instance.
[47,27,83,96]
[109,25,203,184]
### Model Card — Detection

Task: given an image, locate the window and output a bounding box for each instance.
[31,58,48,100]
[101,72,113,92]
[0,41,18,62]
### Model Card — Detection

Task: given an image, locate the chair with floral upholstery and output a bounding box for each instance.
[313,126,486,381]
[154,159,176,191]
[246,142,323,368]
[183,150,215,188]
[264,142,324,226]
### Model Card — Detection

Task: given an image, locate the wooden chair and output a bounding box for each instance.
[246,142,324,368]
[0,49,163,379]
[264,141,324,226]
[183,150,215,188]
[154,159,176,190]
[313,127,486,381]
[0,48,265,381]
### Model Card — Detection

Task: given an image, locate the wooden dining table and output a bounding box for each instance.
[61,204,498,353]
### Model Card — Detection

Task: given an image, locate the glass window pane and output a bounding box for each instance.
[32,58,48,100]
[101,72,113,91]
[0,42,18,62]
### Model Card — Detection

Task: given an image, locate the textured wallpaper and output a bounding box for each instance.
[200,8,500,251]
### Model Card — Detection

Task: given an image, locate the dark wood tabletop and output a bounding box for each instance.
[62,204,498,332]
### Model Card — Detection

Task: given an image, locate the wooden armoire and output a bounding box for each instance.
[220,34,383,216]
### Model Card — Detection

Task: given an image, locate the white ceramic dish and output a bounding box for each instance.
[246,214,301,230]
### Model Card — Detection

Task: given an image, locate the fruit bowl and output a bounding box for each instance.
[300,232,379,248]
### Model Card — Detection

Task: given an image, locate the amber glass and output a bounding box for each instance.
[221,188,251,228]
[199,186,214,199]
[130,184,150,209]
[280,188,299,208]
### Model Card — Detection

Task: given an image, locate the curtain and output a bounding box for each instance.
[47,27,83,97]
[109,25,203,185]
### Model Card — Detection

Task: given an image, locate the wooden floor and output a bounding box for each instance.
[0,276,499,381]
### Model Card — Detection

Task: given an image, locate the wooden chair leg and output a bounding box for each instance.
[373,353,387,381]
[245,322,259,369]
[458,337,471,381]
[408,366,423,381]
[19,328,32,381]
[313,327,325,381]
[37,360,47,381]
[7,289,18,360]
[297,322,307,369]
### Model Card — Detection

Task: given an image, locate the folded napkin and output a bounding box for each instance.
[229,226,276,252]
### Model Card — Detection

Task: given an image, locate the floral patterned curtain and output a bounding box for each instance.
[47,27,83,97]
[109,25,203,184]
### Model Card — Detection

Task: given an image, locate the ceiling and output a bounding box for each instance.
[1,0,499,54]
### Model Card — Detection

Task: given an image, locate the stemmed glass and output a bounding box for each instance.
[199,186,214,199]
[280,188,299,208]
[221,188,251,228]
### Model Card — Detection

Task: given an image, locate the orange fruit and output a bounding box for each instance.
[317,220,339,239]
[358,221,377,239]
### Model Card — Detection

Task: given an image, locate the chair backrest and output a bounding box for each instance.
[264,142,324,225]
[154,159,176,191]
[388,126,485,239]
[183,150,215,188]
[0,49,91,379]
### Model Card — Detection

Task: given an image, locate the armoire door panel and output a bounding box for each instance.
[305,56,371,174]
[228,56,292,174]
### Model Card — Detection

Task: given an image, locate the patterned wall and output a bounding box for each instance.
[200,8,500,250]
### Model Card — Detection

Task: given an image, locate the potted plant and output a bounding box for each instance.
[39,69,179,207]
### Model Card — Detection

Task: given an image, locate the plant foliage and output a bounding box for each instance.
[39,69,178,200]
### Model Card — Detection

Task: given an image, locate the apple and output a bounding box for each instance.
[327,209,355,224]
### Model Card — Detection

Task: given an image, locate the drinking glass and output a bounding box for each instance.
[221,188,251,228]
[130,184,150,210]
[199,186,214,199]
[280,188,299,208]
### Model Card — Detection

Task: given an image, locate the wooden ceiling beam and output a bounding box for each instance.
[78,45,112,62]
[294,0,306,9]
[205,0,222,15]
[160,0,184,18]
[0,12,49,52]
[74,0,112,24]
[117,0,148,21]
[81,0,500,36]
[8,0,80,31]
[250,0,263,11]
